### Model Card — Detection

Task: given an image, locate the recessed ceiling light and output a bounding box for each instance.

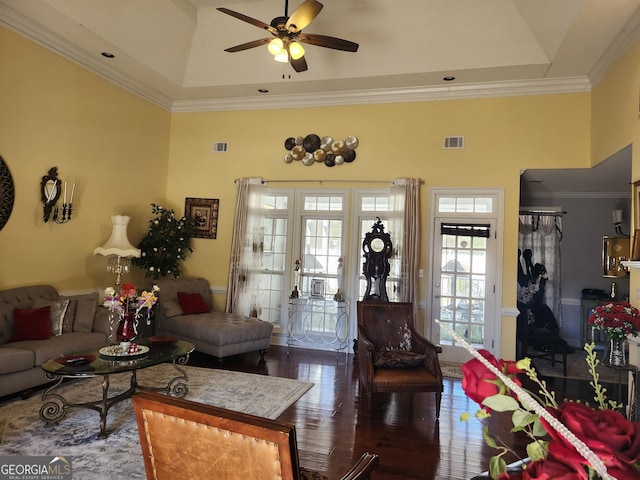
[101,52,115,58]
[443,76,455,81]
[258,89,269,93]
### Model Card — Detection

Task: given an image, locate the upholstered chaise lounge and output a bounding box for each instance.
[154,277,273,360]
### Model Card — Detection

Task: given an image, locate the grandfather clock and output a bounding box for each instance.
[362,217,393,301]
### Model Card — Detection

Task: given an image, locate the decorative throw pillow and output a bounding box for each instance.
[373,350,428,368]
[32,298,70,336]
[177,292,210,315]
[9,306,52,342]
[60,300,77,334]
[162,299,183,318]
[61,292,98,333]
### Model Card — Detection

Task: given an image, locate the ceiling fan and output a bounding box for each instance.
[217,0,359,73]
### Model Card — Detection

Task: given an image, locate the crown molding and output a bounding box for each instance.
[1,3,592,113]
[0,4,173,110]
[588,5,640,87]
[170,77,592,113]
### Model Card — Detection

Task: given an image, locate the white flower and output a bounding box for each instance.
[149,267,155,271]
[104,287,115,296]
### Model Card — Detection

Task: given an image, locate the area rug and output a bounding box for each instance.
[440,351,629,384]
[531,349,628,384]
[0,364,313,479]
[440,361,463,379]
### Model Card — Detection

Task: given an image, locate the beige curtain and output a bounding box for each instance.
[225,178,265,314]
[389,178,421,315]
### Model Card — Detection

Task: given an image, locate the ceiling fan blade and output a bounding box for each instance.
[290,55,308,73]
[298,33,359,52]
[286,0,323,33]
[224,38,271,53]
[217,8,277,35]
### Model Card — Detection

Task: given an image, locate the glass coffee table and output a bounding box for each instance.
[40,338,195,438]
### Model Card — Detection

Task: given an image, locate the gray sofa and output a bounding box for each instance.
[154,277,273,359]
[0,285,110,398]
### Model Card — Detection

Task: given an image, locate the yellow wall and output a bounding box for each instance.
[0,27,171,290]
[1,23,608,357]
[591,37,640,315]
[167,96,590,358]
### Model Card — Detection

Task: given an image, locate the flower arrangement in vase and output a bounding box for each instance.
[588,301,640,366]
[437,321,640,480]
[103,282,159,344]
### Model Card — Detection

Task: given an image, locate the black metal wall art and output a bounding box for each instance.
[0,155,14,231]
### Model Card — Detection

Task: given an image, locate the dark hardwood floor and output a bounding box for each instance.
[187,346,572,480]
[3,344,620,479]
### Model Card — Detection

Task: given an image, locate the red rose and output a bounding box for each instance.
[497,458,586,480]
[461,350,522,407]
[542,402,640,478]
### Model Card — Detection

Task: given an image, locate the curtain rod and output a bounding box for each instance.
[519,210,566,216]
[235,178,425,185]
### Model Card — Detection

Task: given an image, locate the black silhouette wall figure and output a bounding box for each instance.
[516,248,571,359]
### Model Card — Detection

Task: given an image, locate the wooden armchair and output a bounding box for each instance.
[133,391,379,480]
[357,301,443,417]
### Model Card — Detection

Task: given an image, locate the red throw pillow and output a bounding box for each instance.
[10,306,52,342]
[177,292,210,315]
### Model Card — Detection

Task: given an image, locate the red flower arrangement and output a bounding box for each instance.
[461,347,640,479]
[103,282,159,317]
[437,320,640,480]
[588,301,640,340]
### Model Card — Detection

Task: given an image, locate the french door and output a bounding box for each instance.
[428,190,503,363]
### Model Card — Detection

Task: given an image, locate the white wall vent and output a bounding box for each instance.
[443,136,464,149]
[212,142,228,153]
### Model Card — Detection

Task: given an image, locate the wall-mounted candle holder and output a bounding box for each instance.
[40,167,76,224]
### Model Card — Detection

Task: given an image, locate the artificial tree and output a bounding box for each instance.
[133,203,195,279]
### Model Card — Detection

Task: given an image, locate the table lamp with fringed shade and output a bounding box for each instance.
[94,215,141,286]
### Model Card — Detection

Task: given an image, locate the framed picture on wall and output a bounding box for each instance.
[185,197,219,239]
[633,229,640,261]
[634,181,640,229]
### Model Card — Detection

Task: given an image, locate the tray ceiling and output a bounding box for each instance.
[2,0,640,111]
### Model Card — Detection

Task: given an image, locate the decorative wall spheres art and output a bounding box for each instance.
[283,134,358,167]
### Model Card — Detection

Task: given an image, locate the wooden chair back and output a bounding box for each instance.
[133,391,300,480]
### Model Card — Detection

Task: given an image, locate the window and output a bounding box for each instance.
[352,190,400,302]
[246,186,402,350]
[295,190,349,301]
[252,191,292,328]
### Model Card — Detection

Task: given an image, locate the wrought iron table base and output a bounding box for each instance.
[39,354,190,438]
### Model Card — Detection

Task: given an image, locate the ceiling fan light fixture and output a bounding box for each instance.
[289,41,305,60]
[268,37,285,56]
[274,50,289,63]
